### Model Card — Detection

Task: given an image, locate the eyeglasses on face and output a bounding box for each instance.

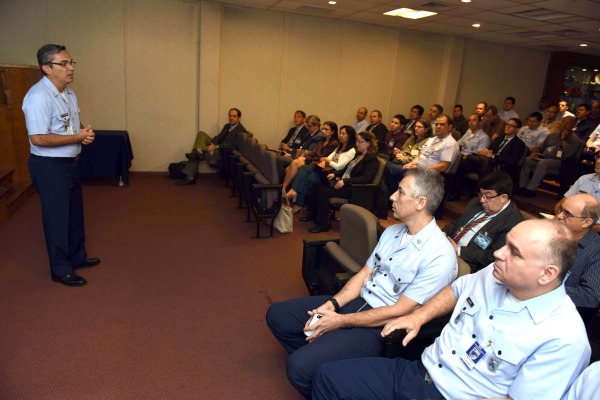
[477,191,502,201]
[47,60,76,68]
[356,139,368,144]
[557,206,587,219]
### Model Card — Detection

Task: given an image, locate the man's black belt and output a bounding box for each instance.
[31,154,79,161]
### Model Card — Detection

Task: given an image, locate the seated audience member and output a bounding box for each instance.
[574,103,597,141]
[591,100,600,127]
[537,96,550,119]
[451,104,468,138]
[585,123,600,157]
[563,362,600,400]
[480,105,506,141]
[555,194,600,322]
[282,120,338,191]
[383,114,408,160]
[384,120,432,200]
[518,116,583,197]
[542,105,561,135]
[443,171,523,273]
[300,131,380,233]
[352,106,369,133]
[403,105,424,136]
[459,118,526,188]
[500,96,519,122]
[279,110,308,156]
[448,113,491,199]
[559,100,575,121]
[266,168,457,397]
[403,114,459,174]
[366,110,388,157]
[312,220,590,400]
[555,157,600,232]
[427,104,443,128]
[177,107,246,185]
[279,114,324,171]
[517,111,550,153]
[287,125,355,213]
[456,113,491,156]
[474,101,487,120]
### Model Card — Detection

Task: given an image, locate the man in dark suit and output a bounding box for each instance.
[366,109,388,157]
[279,110,308,157]
[177,108,246,185]
[443,171,524,272]
[458,117,526,190]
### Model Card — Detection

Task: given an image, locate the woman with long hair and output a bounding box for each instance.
[282,120,339,190]
[300,131,380,233]
[288,126,357,213]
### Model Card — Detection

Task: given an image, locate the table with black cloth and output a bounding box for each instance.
[78,130,134,186]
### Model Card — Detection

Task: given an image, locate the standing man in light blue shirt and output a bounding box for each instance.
[266,168,457,397]
[22,44,100,287]
[313,219,590,400]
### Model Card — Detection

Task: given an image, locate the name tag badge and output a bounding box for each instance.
[473,232,491,249]
[411,149,419,156]
[461,341,486,370]
[294,138,302,144]
[388,140,395,147]
[556,150,563,158]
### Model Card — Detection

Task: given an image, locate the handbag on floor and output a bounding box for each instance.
[273,188,293,234]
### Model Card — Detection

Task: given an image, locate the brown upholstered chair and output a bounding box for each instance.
[301,204,382,295]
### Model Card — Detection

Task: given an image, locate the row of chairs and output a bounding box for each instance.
[223,133,283,238]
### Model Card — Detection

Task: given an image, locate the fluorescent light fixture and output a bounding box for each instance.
[328,1,336,4]
[580,43,588,47]
[384,8,437,19]
[462,0,472,2]
[472,23,481,28]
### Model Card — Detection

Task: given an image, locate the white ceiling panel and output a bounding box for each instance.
[211,0,600,55]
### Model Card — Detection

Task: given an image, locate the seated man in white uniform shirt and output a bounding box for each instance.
[313,219,590,400]
[403,114,459,173]
[266,168,457,397]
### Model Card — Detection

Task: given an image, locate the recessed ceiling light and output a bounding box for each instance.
[583,69,587,72]
[580,44,588,47]
[384,8,437,19]
[328,1,336,4]
[462,0,472,2]
[472,23,481,28]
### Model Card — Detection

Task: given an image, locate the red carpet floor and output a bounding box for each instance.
[0,174,315,399]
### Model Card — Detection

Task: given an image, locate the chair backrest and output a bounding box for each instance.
[447,151,462,174]
[250,142,266,165]
[373,158,387,186]
[256,149,281,209]
[337,204,381,272]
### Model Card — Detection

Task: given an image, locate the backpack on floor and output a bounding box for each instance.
[168,161,187,179]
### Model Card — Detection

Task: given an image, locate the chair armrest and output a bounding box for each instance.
[334,272,354,293]
[302,238,340,295]
[252,183,284,190]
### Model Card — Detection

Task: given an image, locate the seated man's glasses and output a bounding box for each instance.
[478,191,502,201]
[557,206,587,219]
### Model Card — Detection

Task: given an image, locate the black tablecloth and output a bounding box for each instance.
[79,130,134,184]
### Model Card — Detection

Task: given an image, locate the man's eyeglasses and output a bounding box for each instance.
[557,206,588,219]
[47,60,76,68]
[478,192,502,201]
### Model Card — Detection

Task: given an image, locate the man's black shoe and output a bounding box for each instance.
[74,258,101,270]
[185,149,203,161]
[51,273,87,287]
[309,224,331,233]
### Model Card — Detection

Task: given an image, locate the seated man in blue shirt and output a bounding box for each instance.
[266,168,458,397]
[312,219,590,400]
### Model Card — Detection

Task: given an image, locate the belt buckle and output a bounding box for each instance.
[424,371,433,385]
